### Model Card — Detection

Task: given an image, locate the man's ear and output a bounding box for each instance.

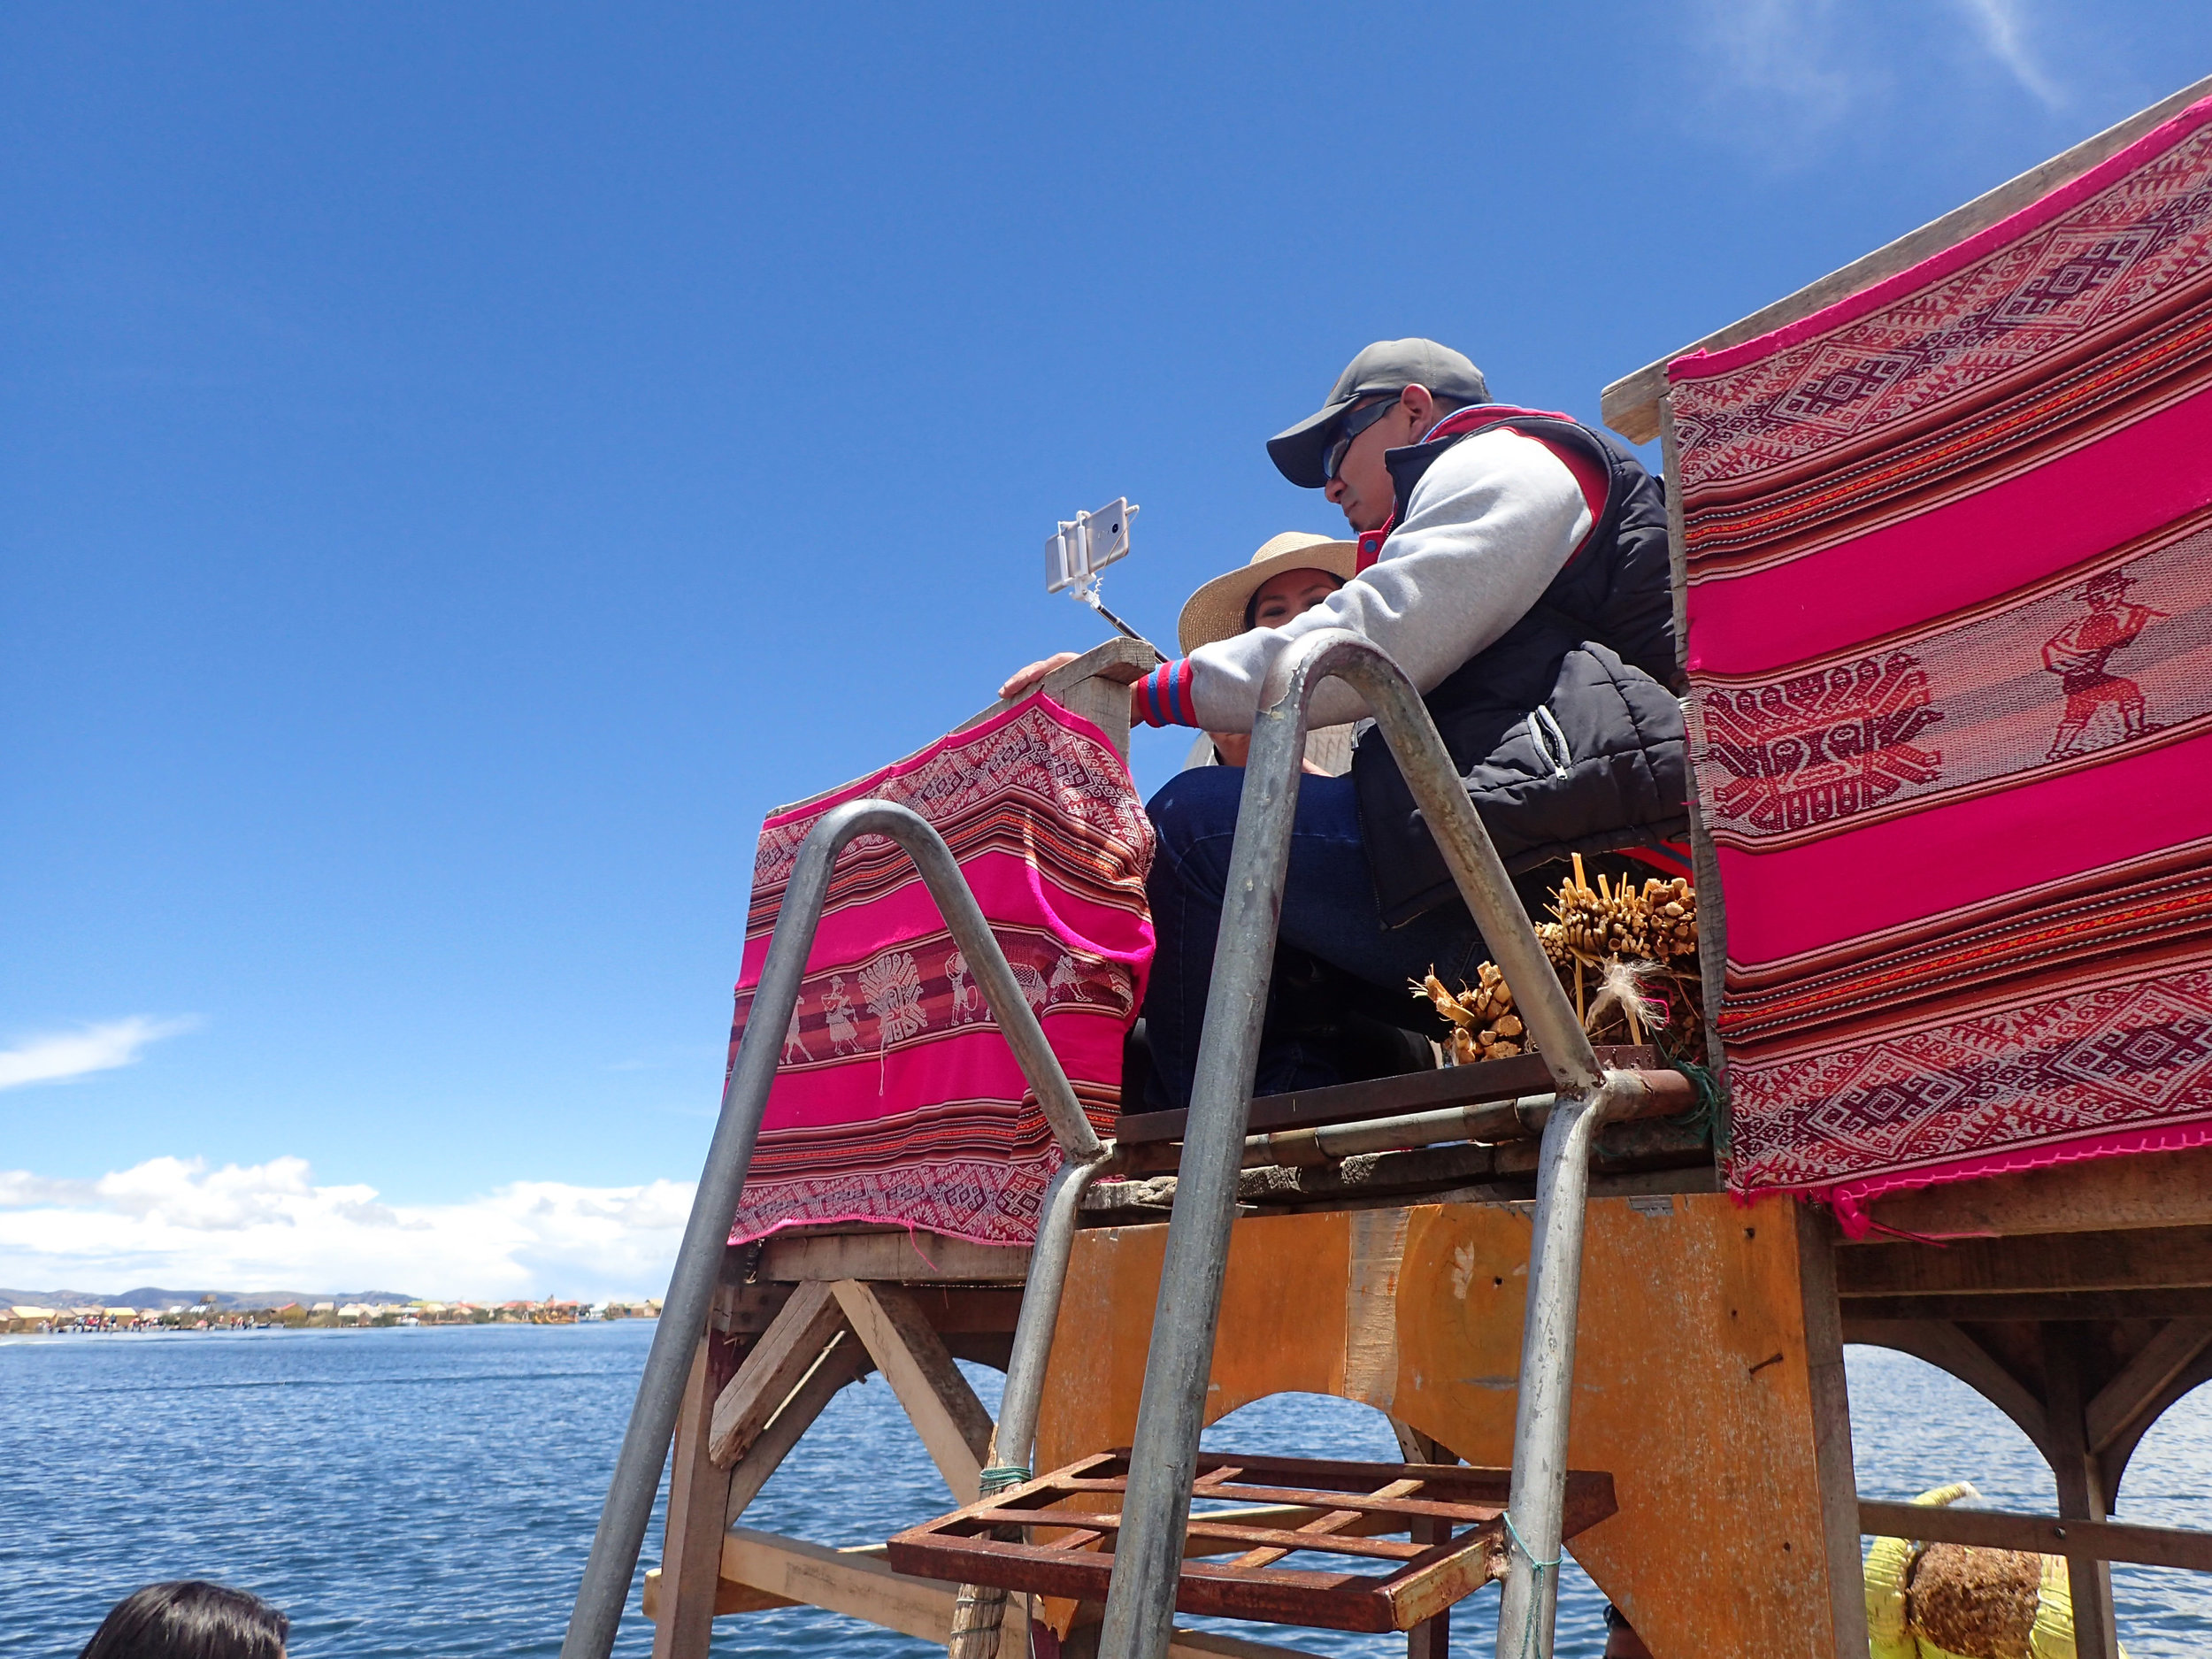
[1400,383,1437,426]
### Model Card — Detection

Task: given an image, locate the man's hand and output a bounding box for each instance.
[998,652,1081,703]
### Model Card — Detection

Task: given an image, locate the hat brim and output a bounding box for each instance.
[1267,398,1360,489]
[1177,539,1361,655]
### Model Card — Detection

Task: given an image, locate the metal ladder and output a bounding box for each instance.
[562,626,1645,1659]
[557,799,1111,1659]
[1092,628,1644,1659]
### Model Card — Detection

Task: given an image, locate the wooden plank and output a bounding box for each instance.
[708,1279,849,1468]
[1842,1289,2212,1323]
[1600,73,2212,442]
[1858,1145,2212,1240]
[641,1566,796,1619]
[655,1337,739,1659]
[1835,1225,2212,1298]
[717,1527,1321,1657]
[1116,1048,1656,1147]
[2087,1318,2212,1455]
[756,1228,1033,1285]
[726,1329,871,1525]
[1858,1502,2212,1572]
[832,1279,995,1502]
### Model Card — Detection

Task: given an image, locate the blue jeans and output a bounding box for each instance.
[1141,766,1487,1110]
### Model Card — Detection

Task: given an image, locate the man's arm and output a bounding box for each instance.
[1131,427,1592,733]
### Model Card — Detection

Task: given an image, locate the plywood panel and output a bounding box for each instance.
[1035,1194,1848,1659]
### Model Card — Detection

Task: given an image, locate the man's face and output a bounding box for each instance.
[1324,391,1423,534]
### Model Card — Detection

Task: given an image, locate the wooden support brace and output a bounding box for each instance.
[718,1528,1325,1657]
[709,1279,849,1468]
[726,1328,873,1526]
[1858,1502,2212,1572]
[2086,1317,2212,1455]
[833,1278,995,1502]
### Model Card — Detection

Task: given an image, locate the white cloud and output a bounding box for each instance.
[0,1155,693,1302]
[0,1016,199,1090]
[1954,0,2067,109]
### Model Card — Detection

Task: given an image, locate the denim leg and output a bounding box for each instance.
[1141,767,1487,1110]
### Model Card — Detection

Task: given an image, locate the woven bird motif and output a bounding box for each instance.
[1701,651,1944,835]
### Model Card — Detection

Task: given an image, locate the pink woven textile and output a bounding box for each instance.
[1669,94,2212,1225]
[722,697,1154,1248]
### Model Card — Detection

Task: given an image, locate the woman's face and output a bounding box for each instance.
[1248,566,1342,629]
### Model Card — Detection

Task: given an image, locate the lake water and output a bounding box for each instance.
[4,1322,2207,1656]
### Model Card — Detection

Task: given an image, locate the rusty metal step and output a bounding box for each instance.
[887,1449,1617,1634]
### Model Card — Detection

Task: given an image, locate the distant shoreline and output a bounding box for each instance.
[5,1298,660,1335]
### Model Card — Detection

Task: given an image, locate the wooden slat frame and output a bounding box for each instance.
[887,1451,1615,1633]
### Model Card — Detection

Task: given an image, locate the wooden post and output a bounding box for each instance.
[1390,1422,1454,1659]
[654,1331,741,1659]
[1795,1203,1870,1659]
[2042,1325,2121,1659]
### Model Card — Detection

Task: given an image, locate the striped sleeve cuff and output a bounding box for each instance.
[1134,658,1199,728]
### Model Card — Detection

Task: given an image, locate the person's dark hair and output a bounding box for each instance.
[80,1582,288,1659]
[1242,570,1346,632]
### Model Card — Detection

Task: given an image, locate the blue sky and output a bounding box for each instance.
[6,4,2208,1294]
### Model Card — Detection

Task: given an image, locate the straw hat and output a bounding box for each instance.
[1177,531,1359,655]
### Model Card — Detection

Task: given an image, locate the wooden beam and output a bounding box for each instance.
[654,1337,740,1659]
[757,1228,1033,1285]
[1836,1225,2212,1298]
[708,1279,850,1468]
[715,1528,1325,1657]
[1840,1318,2049,1453]
[1599,73,2212,442]
[641,1566,796,1619]
[726,1329,872,1525]
[1841,1289,2212,1323]
[1858,1502,2212,1572]
[1856,1147,2212,1240]
[832,1279,995,1502]
[2087,1318,2212,1455]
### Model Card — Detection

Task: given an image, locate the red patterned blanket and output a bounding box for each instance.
[1669,94,2212,1226]
[723,698,1154,1248]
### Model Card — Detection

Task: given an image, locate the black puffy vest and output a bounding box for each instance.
[1349,411,1690,926]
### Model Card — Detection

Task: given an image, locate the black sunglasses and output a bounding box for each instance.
[1320,393,1403,483]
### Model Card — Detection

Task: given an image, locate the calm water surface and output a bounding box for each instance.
[3,1323,2206,1655]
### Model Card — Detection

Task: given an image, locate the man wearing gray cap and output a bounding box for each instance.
[1123,337,1688,1109]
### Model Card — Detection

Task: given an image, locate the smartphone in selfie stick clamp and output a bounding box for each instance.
[1046,498,1164,661]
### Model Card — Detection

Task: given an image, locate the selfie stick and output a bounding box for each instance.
[1046,498,1165,662]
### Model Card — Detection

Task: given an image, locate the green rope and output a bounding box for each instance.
[979,1465,1031,1497]
[1663,1056,1731,1154]
[1501,1509,1561,1659]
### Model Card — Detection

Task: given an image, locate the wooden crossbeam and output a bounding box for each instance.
[714,1528,1327,1658]
[1859,1502,2212,1572]
[832,1279,995,1502]
[707,1279,849,1469]
[1836,1226,2212,1298]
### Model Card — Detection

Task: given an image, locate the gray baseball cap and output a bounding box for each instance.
[1267,338,1491,488]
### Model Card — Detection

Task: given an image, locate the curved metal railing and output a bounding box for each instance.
[559,799,1108,1659]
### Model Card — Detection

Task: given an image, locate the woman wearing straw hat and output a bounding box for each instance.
[1176,532,1361,776]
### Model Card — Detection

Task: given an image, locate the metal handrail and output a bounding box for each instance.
[1093,627,1638,1659]
[559,798,1107,1659]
